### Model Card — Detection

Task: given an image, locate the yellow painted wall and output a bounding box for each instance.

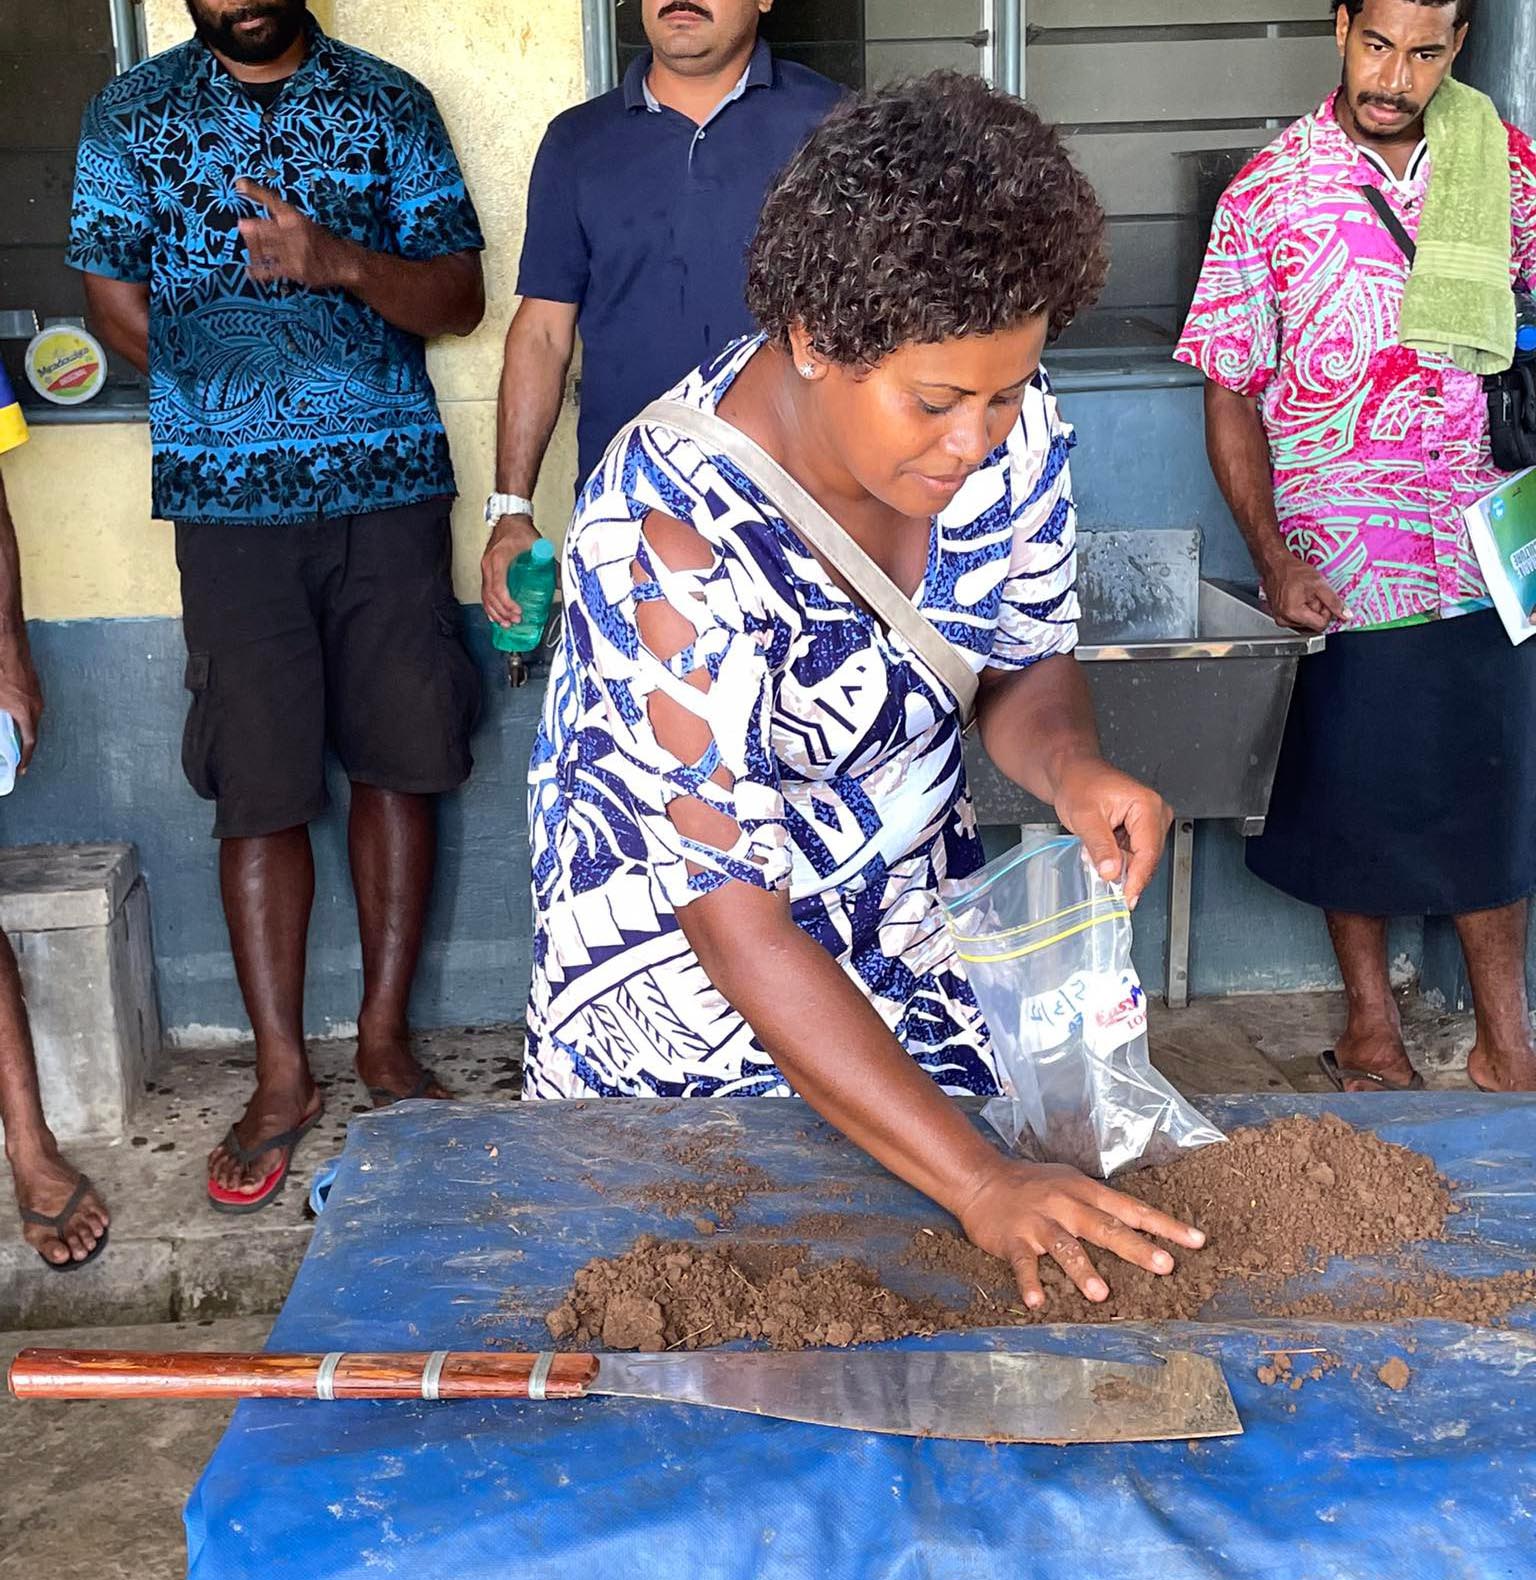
[4,0,585,621]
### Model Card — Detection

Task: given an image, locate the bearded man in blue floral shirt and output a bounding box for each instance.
[69,0,487,1212]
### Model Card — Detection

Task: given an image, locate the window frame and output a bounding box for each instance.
[5,0,152,427]
[572,2,1201,391]
[109,0,150,74]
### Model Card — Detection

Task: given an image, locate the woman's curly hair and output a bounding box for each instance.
[746,71,1108,366]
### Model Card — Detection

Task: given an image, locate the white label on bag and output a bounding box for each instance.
[1008,969,1148,1064]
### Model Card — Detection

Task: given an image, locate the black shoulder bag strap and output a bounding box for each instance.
[1359,183,1536,467]
[1358,183,1417,263]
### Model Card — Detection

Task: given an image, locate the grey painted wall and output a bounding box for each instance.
[0,378,1518,1039]
[0,614,542,1040]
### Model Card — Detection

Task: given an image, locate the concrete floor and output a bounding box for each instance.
[0,1316,272,1580]
[1146,988,1481,1097]
[0,1024,523,1330]
[0,991,1490,1579]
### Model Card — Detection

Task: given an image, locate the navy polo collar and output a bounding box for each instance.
[622,35,774,112]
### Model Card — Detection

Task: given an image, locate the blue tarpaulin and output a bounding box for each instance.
[186,1094,1536,1578]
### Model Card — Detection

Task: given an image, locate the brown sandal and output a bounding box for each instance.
[1319,1050,1426,1093]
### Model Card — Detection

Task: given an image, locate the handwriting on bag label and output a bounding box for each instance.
[1017,971,1147,1051]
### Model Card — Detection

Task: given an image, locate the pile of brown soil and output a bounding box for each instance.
[547,1238,957,1351]
[902,1111,1463,1325]
[1250,1268,1536,1326]
[611,1135,777,1227]
[544,1114,1536,1350]
[1125,1112,1457,1261]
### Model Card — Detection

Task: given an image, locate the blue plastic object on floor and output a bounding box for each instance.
[308,1160,339,1217]
[185,1095,1536,1579]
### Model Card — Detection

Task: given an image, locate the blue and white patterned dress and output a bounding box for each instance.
[525,336,1079,1100]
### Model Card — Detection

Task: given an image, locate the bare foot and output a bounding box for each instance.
[355,1021,453,1107]
[208,1075,322,1197]
[1332,1028,1420,1093]
[11,1148,109,1265]
[1467,1039,1536,1093]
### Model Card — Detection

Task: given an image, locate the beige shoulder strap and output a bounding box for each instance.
[622,398,980,724]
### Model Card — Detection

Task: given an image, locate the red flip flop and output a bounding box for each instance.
[207,1106,324,1215]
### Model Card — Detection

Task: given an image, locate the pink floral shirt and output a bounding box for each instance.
[1176,92,1536,630]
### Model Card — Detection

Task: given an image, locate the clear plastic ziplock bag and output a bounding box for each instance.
[942,833,1225,1178]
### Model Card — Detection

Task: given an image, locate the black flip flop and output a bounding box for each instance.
[366,1068,446,1108]
[21,1175,109,1272]
[1319,1049,1426,1093]
[207,1106,323,1216]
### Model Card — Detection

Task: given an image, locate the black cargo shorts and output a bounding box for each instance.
[175,500,482,839]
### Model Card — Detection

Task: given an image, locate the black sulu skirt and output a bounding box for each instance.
[1246,608,1536,917]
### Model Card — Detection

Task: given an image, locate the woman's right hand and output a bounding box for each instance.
[956,1159,1206,1310]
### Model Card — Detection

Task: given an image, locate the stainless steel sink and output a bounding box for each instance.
[966,578,1324,826]
[965,534,1326,1006]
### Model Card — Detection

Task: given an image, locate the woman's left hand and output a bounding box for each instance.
[1051,758,1172,909]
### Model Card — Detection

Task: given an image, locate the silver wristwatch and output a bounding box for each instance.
[485,492,536,527]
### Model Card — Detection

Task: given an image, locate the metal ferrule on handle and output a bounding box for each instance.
[7,1346,1244,1442]
[7,1349,597,1403]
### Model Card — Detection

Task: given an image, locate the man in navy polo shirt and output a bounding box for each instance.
[479,0,840,627]
[68,0,486,1212]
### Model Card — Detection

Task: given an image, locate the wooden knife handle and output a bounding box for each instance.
[7,1348,599,1402]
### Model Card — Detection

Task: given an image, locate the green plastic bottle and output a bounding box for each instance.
[493,537,557,686]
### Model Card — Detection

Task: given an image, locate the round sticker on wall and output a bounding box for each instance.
[24,326,107,406]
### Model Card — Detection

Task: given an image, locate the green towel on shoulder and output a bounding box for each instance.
[1399,77,1515,376]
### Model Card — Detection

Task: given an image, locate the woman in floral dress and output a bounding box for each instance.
[524,73,1205,1308]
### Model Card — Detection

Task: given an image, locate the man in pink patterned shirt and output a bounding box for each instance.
[1179,0,1536,1094]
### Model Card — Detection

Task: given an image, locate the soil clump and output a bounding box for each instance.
[1376,1357,1412,1391]
[1255,1349,1339,1390]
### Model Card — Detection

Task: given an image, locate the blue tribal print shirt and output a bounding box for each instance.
[525,336,1081,1101]
[67,19,483,525]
